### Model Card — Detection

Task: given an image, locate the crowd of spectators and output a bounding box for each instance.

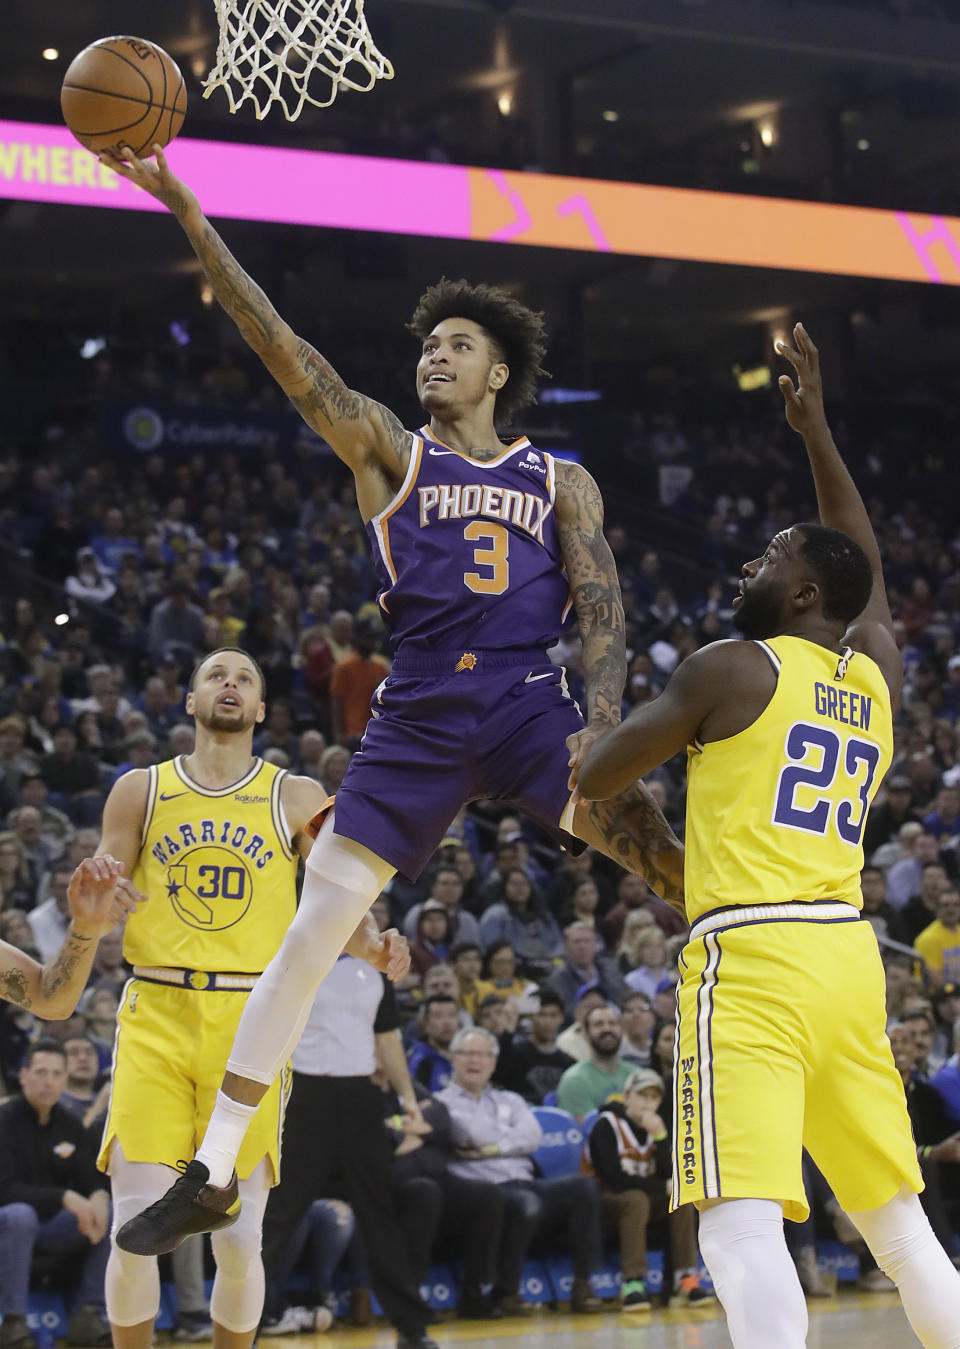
[0,327,958,1331]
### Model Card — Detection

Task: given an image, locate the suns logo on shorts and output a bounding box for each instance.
[165,846,254,931]
[455,652,478,672]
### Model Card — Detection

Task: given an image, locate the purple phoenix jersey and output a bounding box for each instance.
[367,426,572,652]
[334,425,587,880]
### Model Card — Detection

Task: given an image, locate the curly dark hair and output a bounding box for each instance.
[407,278,548,425]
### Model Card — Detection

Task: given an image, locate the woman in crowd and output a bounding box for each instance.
[616,908,659,977]
[478,867,563,979]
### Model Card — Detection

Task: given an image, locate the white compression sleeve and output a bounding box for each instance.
[849,1185,960,1348]
[697,1199,809,1349]
[196,819,395,1186]
[209,1161,272,1334]
[225,819,394,1085]
[105,1143,168,1327]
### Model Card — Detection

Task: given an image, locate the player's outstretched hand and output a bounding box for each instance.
[68,856,146,939]
[776,322,828,437]
[99,144,202,225]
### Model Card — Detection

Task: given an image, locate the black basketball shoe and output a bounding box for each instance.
[116,1159,240,1255]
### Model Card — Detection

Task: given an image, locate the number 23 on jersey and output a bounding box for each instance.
[772,720,881,847]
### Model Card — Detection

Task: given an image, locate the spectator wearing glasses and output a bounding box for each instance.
[438,1028,603,1316]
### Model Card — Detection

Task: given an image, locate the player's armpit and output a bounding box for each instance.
[841,618,904,710]
[554,460,626,729]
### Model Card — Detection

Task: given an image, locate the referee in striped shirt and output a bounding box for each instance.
[260,954,435,1349]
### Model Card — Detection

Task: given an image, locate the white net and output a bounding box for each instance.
[204,0,394,120]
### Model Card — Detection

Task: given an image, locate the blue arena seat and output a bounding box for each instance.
[579,1107,599,1137]
[531,1106,584,1178]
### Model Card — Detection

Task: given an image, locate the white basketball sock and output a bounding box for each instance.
[697,1198,808,1349]
[196,818,394,1188]
[196,1091,258,1189]
[849,1185,960,1348]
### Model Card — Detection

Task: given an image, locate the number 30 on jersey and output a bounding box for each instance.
[772,721,881,847]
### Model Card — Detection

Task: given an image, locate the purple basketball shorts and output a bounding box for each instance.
[332,647,585,879]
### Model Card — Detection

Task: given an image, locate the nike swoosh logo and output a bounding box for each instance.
[524,672,553,683]
[159,791,189,801]
[428,448,456,456]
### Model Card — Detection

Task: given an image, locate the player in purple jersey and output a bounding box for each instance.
[106,147,684,1275]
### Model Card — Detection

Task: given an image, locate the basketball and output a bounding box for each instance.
[61,35,187,159]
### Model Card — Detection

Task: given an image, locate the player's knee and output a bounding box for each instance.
[849,1188,933,1280]
[210,1218,261,1280]
[304,818,393,893]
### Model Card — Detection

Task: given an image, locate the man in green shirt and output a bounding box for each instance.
[556,1005,633,1122]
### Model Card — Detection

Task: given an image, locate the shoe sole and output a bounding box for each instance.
[115,1205,239,1256]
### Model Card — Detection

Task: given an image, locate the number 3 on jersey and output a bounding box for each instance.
[773,720,881,846]
[463,521,509,595]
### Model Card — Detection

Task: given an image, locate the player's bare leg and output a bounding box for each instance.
[571,781,685,916]
[213,1327,255,1349]
[111,1319,154,1349]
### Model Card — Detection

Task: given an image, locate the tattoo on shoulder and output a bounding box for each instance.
[0,968,30,1010]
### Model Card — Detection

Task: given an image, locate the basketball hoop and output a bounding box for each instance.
[204,0,394,120]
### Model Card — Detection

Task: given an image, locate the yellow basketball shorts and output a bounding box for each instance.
[671,902,922,1223]
[98,978,289,1182]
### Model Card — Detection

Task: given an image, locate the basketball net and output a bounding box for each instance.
[204,0,394,120]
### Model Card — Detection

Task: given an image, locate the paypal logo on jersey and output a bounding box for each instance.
[519,450,547,475]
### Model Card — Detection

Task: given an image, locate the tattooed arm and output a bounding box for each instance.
[553,462,685,912]
[554,460,627,743]
[0,858,143,1018]
[101,145,410,512]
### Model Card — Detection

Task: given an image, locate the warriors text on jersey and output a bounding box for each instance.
[684,636,893,923]
[366,427,571,652]
[126,756,299,971]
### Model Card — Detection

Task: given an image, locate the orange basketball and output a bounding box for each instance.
[61,35,187,159]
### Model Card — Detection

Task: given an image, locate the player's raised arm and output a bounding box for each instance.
[553,461,627,773]
[777,323,901,698]
[100,145,410,487]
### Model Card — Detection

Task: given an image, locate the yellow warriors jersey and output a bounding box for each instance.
[126,756,299,971]
[684,636,893,923]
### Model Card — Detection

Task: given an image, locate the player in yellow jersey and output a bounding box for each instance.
[576,327,960,1348]
[95,647,409,1349]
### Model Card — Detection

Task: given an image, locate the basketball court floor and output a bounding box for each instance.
[291,1294,913,1348]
